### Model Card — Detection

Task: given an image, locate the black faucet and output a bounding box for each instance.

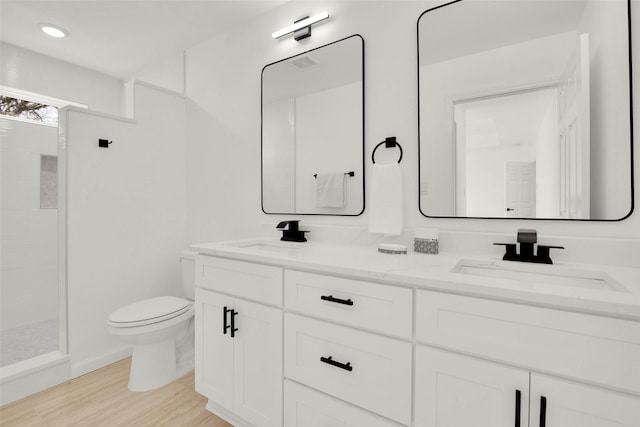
[276,220,309,242]
[494,229,564,264]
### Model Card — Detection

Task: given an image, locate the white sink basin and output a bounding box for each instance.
[451,259,626,292]
[228,239,305,254]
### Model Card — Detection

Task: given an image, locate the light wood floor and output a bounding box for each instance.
[0,357,232,427]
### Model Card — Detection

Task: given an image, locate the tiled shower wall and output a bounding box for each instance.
[1,118,58,332]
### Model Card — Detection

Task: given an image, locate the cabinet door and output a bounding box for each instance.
[194,288,234,411]
[415,346,529,427]
[233,298,283,427]
[530,374,640,427]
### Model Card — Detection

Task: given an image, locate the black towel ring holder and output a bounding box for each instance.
[372,136,403,164]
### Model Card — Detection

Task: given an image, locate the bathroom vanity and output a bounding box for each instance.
[192,239,640,427]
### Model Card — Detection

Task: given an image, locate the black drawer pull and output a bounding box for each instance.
[540,396,547,427]
[320,295,354,306]
[515,390,521,427]
[320,356,353,372]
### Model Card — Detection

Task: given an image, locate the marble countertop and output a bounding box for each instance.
[191,238,640,321]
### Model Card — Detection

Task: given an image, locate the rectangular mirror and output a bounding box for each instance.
[262,34,365,215]
[418,0,633,220]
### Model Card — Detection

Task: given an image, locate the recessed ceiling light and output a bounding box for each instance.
[39,23,69,38]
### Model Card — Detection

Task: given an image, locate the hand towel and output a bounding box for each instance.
[316,173,346,208]
[368,163,403,235]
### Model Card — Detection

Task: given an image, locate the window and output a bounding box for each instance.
[0,85,88,126]
[0,95,58,124]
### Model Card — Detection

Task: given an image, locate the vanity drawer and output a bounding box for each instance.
[284,380,403,427]
[284,313,412,425]
[195,255,283,306]
[415,290,640,394]
[284,270,412,338]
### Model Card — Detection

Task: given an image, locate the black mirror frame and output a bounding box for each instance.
[261,34,366,216]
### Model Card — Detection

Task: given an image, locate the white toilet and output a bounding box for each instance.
[107,249,197,392]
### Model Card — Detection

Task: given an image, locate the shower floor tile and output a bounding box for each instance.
[0,318,58,367]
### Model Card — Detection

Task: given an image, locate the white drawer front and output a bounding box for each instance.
[416,290,640,394]
[284,380,403,427]
[284,313,412,425]
[195,255,283,306]
[284,270,412,338]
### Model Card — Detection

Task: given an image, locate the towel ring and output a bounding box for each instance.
[372,137,403,164]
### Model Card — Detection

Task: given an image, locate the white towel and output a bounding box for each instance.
[368,163,403,235]
[316,173,345,208]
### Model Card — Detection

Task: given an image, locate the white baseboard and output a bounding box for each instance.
[71,345,132,378]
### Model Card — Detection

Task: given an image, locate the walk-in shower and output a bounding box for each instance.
[0,111,60,368]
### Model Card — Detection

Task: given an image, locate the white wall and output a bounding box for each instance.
[295,81,362,214]
[535,99,561,217]
[579,0,632,218]
[134,51,185,95]
[60,82,186,375]
[185,0,640,266]
[0,43,124,116]
[262,97,296,213]
[1,120,58,330]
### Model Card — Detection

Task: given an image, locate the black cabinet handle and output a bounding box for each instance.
[320,295,354,306]
[223,306,239,337]
[515,390,521,427]
[230,309,238,338]
[320,356,353,372]
[540,396,547,427]
[223,306,231,335]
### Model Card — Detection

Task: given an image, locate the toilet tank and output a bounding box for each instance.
[180,249,198,300]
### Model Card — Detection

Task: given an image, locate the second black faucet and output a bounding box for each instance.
[276,220,309,242]
[494,229,564,264]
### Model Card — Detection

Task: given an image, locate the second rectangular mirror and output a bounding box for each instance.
[262,34,364,215]
[418,0,633,220]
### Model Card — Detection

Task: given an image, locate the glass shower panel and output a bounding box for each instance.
[0,117,59,367]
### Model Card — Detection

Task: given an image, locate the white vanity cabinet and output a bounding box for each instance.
[415,290,640,427]
[195,256,283,427]
[192,245,640,427]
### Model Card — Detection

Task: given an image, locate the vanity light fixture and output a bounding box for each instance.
[272,12,330,41]
[39,23,69,38]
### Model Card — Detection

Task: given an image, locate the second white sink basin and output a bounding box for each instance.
[451,259,626,292]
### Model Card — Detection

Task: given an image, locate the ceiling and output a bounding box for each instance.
[0,0,288,79]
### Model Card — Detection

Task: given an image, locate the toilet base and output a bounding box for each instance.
[126,331,195,392]
[128,337,178,392]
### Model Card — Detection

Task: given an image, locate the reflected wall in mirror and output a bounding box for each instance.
[262,34,364,215]
[418,0,633,220]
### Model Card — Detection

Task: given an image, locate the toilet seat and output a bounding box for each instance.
[108,296,192,328]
